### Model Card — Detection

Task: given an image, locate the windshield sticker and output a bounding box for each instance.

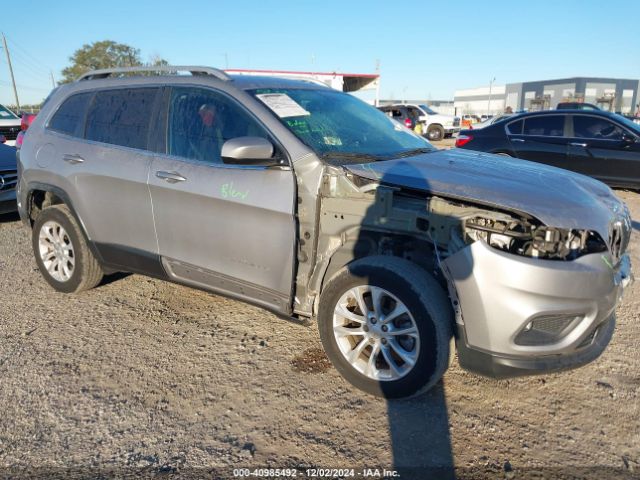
[256,93,310,118]
[323,136,342,146]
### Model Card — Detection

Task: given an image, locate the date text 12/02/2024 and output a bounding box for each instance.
[232,468,400,477]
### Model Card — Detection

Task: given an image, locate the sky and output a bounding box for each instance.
[1,0,639,106]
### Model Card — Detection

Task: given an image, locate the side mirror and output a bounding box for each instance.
[221,136,279,166]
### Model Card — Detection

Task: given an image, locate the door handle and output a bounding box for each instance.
[511,138,525,143]
[569,142,588,147]
[156,170,187,183]
[63,154,84,164]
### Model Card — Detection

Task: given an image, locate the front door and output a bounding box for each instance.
[148,86,296,313]
[567,114,640,187]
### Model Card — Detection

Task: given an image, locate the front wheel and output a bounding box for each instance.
[318,256,454,398]
[32,204,104,293]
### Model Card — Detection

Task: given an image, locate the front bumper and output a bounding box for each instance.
[0,189,16,214]
[442,241,632,378]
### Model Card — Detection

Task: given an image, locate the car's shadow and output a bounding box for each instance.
[99,271,133,287]
[631,220,640,232]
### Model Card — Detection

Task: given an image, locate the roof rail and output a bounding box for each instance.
[77,65,231,82]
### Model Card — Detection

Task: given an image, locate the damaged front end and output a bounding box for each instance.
[310,163,633,379]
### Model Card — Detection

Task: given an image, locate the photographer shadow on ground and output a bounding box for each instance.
[326,158,475,478]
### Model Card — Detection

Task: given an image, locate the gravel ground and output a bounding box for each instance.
[0,186,638,480]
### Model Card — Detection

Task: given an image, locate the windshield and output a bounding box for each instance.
[614,113,640,134]
[249,88,435,162]
[418,104,438,115]
[0,104,18,120]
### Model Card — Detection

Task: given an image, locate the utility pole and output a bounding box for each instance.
[1,33,20,111]
[487,77,496,116]
[374,59,380,107]
[50,70,56,89]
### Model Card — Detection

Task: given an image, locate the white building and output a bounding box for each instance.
[454,84,506,117]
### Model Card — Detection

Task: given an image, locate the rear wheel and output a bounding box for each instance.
[318,256,453,398]
[427,124,445,141]
[32,205,103,293]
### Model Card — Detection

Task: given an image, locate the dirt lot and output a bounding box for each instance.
[0,180,638,478]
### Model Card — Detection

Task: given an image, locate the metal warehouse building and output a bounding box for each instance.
[454,77,640,116]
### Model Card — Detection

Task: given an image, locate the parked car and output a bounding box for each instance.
[379,104,460,141]
[461,114,481,127]
[0,142,18,214]
[377,104,419,131]
[455,109,640,189]
[0,104,21,147]
[468,113,512,130]
[557,102,600,111]
[18,66,632,398]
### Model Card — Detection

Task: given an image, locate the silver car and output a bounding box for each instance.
[17,66,633,398]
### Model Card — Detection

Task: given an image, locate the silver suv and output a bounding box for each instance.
[17,66,633,398]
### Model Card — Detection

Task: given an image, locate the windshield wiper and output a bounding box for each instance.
[393,147,435,159]
[320,152,387,162]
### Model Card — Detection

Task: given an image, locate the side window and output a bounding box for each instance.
[85,88,159,149]
[168,87,270,164]
[574,116,624,140]
[506,120,523,135]
[48,92,93,137]
[390,109,402,118]
[523,115,564,137]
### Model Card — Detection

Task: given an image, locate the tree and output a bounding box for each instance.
[60,40,166,83]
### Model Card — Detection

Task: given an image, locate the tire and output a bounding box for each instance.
[318,256,454,398]
[32,204,103,293]
[427,124,445,141]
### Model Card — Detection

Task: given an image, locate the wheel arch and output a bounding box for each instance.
[316,229,439,299]
[25,182,103,265]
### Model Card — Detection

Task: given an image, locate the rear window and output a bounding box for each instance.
[85,88,159,150]
[506,120,523,134]
[523,115,564,137]
[48,93,93,137]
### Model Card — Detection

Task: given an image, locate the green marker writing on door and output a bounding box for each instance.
[221,182,249,200]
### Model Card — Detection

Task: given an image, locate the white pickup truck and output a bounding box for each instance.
[379,103,460,141]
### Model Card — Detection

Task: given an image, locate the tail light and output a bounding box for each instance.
[404,118,412,128]
[21,113,36,131]
[455,134,473,147]
[16,112,36,149]
[15,131,25,149]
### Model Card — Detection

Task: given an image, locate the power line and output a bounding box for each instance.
[5,35,53,75]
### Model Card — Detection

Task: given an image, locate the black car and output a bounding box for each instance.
[0,143,17,214]
[455,110,640,189]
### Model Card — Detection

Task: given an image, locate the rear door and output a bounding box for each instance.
[567,114,640,186]
[148,86,296,313]
[47,87,161,264]
[508,114,569,168]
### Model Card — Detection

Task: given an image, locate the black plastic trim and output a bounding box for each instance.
[455,315,615,379]
[93,242,168,279]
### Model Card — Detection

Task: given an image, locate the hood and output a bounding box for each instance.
[0,143,17,170]
[0,118,21,127]
[345,149,628,241]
